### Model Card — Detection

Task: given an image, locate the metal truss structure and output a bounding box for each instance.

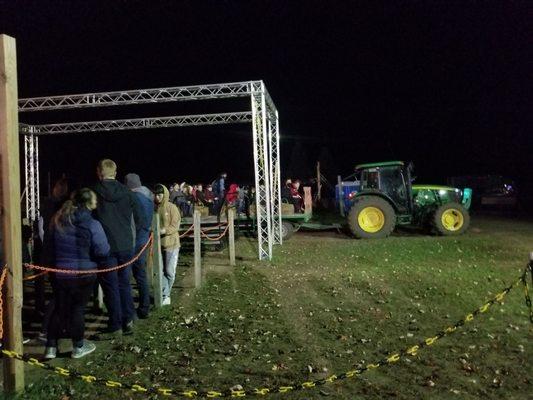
[19,80,281,260]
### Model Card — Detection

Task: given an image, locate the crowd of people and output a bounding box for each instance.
[29,163,306,360]
[168,173,307,217]
[167,172,250,217]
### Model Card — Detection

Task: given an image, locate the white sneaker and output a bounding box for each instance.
[44,347,57,360]
[162,297,171,306]
[71,341,96,359]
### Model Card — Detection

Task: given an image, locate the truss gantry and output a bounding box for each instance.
[19,81,281,260]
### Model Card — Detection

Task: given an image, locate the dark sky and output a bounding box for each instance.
[1,1,531,193]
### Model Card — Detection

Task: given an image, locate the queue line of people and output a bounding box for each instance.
[35,167,306,360]
[39,160,181,360]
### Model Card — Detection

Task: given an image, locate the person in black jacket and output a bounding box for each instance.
[93,159,145,338]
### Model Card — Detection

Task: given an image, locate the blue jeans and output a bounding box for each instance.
[98,250,136,331]
[132,245,150,316]
[162,248,179,299]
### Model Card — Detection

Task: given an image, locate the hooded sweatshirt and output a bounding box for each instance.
[225,184,239,203]
[93,179,145,253]
[125,173,154,249]
[156,185,181,250]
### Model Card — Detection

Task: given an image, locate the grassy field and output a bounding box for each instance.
[9,215,533,399]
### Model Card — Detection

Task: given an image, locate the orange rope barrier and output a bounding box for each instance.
[200,224,230,241]
[0,265,7,340]
[23,234,153,275]
[179,224,194,238]
[200,224,226,232]
[23,271,47,281]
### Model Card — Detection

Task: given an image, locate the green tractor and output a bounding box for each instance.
[347,161,472,239]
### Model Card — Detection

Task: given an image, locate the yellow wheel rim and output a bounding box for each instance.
[441,208,464,231]
[358,207,385,233]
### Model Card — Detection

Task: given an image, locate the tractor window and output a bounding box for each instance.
[380,167,408,208]
[361,169,379,190]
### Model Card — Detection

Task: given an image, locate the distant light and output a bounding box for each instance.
[439,190,447,195]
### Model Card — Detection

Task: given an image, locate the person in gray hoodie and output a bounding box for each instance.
[124,173,154,319]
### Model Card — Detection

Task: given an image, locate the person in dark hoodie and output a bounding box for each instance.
[43,188,110,360]
[124,173,154,319]
[93,159,145,338]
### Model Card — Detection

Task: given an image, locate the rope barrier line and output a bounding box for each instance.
[200,224,229,241]
[1,264,531,398]
[179,223,229,240]
[23,234,153,275]
[23,271,48,281]
[179,225,194,238]
[200,224,226,232]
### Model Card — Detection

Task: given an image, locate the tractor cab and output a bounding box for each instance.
[357,161,413,218]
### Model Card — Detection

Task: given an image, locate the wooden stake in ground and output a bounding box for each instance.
[193,210,201,288]
[228,208,236,266]
[0,34,25,393]
[304,186,312,216]
[316,161,322,201]
[149,214,163,308]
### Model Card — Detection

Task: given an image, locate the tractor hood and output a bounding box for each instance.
[412,185,457,191]
[412,185,472,210]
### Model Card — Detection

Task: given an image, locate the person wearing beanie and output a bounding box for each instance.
[154,184,181,306]
[124,173,154,319]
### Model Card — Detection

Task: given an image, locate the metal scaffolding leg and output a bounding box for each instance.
[24,132,39,222]
[35,135,40,218]
[250,82,272,260]
[268,111,282,245]
[268,111,283,244]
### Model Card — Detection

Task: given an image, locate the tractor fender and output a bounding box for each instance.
[353,191,399,212]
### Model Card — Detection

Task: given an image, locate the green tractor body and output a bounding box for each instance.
[348,161,472,238]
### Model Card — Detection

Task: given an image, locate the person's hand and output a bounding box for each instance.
[160,228,166,235]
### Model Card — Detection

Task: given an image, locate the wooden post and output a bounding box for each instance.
[337,175,345,217]
[193,210,201,288]
[316,161,322,201]
[303,186,312,216]
[148,214,163,308]
[228,208,236,266]
[0,34,24,393]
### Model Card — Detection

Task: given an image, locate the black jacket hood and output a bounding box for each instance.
[94,179,130,203]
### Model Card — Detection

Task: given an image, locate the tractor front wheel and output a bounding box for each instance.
[433,202,470,235]
[348,196,396,239]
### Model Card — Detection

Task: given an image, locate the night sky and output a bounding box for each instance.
[1,1,531,197]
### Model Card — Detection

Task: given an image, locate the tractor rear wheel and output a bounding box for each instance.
[433,202,470,235]
[348,196,396,239]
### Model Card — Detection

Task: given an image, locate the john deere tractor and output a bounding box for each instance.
[347,161,472,239]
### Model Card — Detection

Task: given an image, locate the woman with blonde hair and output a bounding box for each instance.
[44,188,110,359]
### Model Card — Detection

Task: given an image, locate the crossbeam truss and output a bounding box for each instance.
[19,80,281,260]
